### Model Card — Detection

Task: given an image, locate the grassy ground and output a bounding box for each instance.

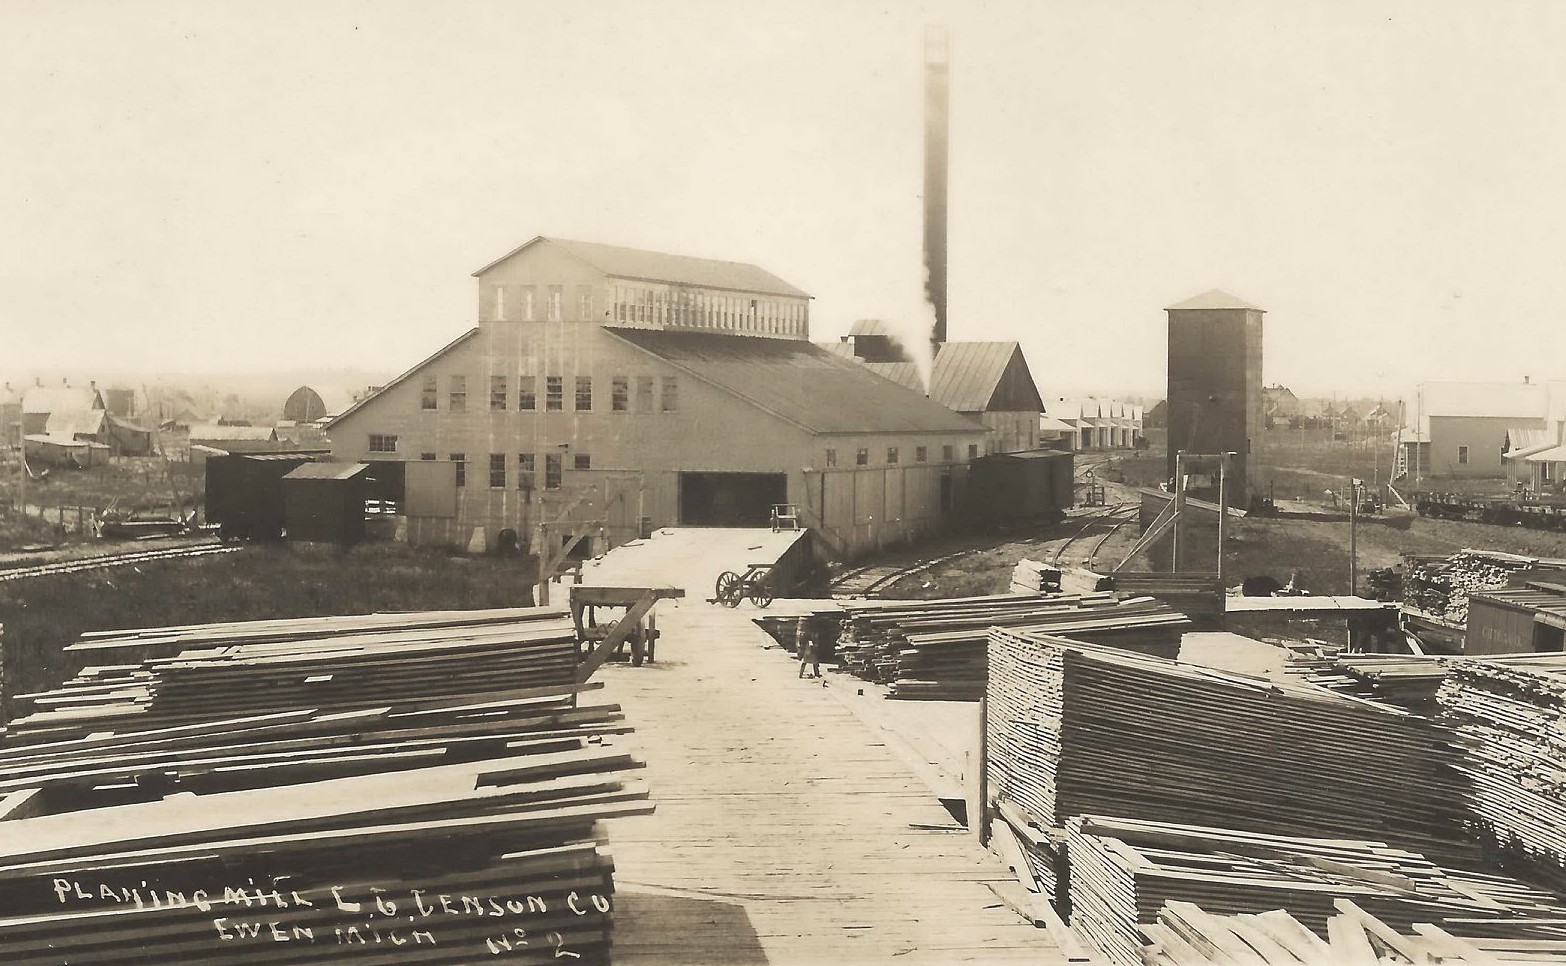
[0,455,195,514]
[0,542,538,712]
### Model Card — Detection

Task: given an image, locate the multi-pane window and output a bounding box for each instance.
[575,376,592,412]
[825,449,837,468]
[420,375,437,410]
[887,447,899,465]
[856,448,869,466]
[612,377,630,412]
[942,445,954,462]
[490,375,507,411]
[420,452,436,461]
[968,444,979,460]
[517,453,535,489]
[448,375,467,412]
[916,446,928,463]
[574,453,591,471]
[546,376,563,411]
[493,286,506,321]
[548,285,563,321]
[660,376,678,413]
[521,286,535,321]
[544,453,563,490]
[518,376,537,411]
[489,453,506,488]
[577,286,593,321]
[636,376,654,413]
[451,453,467,487]
[368,434,398,453]
[1458,445,1470,465]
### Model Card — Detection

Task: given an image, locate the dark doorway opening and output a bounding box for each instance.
[679,472,788,526]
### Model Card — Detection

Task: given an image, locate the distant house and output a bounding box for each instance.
[21,383,153,460]
[1045,398,1144,451]
[1400,381,1566,481]
[186,423,287,460]
[1262,385,1299,424]
[1144,399,1168,429]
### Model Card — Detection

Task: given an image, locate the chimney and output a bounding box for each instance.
[924,25,949,348]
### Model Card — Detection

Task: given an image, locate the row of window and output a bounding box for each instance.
[611,285,805,336]
[491,284,593,322]
[419,374,678,414]
[410,451,590,490]
[822,443,977,468]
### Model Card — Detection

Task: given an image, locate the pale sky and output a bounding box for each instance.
[4,0,1565,398]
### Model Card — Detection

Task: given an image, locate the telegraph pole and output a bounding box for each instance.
[1172,451,1187,572]
[1349,477,1361,595]
[1217,453,1231,592]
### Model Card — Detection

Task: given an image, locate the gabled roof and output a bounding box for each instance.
[188,424,278,442]
[284,462,371,481]
[45,409,106,438]
[22,386,102,415]
[861,342,1043,415]
[473,237,810,299]
[848,319,895,336]
[1166,289,1264,312]
[1039,415,1076,433]
[602,328,984,436]
[1526,444,1566,463]
[326,328,480,428]
[1505,427,1557,459]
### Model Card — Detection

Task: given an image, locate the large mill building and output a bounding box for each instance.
[326,237,986,558]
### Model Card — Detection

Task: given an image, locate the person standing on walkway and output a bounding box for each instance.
[796,619,820,679]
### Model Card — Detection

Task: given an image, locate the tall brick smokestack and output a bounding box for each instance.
[924,25,949,348]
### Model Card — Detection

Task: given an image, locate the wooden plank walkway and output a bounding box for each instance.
[597,601,1070,964]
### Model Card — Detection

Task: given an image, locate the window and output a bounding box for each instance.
[489,453,506,488]
[614,287,626,322]
[517,453,535,489]
[521,286,535,321]
[518,376,536,411]
[490,375,507,411]
[1458,445,1470,465]
[368,434,398,453]
[577,285,593,320]
[660,376,678,413]
[545,452,563,490]
[856,448,869,466]
[825,448,837,468]
[451,453,467,487]
[546,376,563,411]
[916,446,928,463]
[887,447,899,465]
[547,285,563,321]
[420,452,436,461]
[574,453,591,471]
[636,376,654,413]
[448,375,467,412]
[493,286,506,321]
[421,375,438,410]
[968,444,979,460]
[575,375,592,412]
[942,445,954,462]
[612,377,630,412]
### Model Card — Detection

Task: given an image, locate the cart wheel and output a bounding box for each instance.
[715,571,741,605]
[749,585,774,608]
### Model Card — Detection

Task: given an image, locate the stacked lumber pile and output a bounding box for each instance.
[1285,644,1451,712]
[1066,815,1566,966]
[1009,558,1061,594]
[1141,900,1566,965]
[1438,653,1566,891]
[836,594,1189,700]
[0,608,648,964]
[1060,568,1223,623]
[1404,549,1536,626]
[985,629,1467,865]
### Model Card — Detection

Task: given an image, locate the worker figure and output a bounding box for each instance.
[796,620,820,679]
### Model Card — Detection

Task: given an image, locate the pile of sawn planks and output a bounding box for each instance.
[0,607,647,965]
[835,593,1189,700]
[1439,652,1566,892]
[1403,549,1538,626]
[1284,643,1451,712]
[1009,558,1060,594]
[1066,815,1566,966]
[985,628,1469,905]
[1141,899,1566,965]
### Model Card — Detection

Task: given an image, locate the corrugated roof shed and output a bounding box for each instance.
[1166,289,1265,312]
[1505,427,1557,459]
[862,342,1041,414]
[474,237,810,299]
[604,328,984,436]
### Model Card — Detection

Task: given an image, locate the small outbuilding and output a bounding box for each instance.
[966,448,1074,522]
[283,462,373,545]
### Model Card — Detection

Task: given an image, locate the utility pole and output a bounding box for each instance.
[1172,451,1187,572]
[1217,453,1231,592]
[1349,477,1361,596]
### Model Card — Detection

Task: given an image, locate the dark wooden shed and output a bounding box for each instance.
[967,449,1074,522]
[282,462,372,545]
[206,452,321,541]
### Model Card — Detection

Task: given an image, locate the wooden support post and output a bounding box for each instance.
[1172,451,1187,572]
[976,688,991,846]
[1350,479,1359,596]
[1217,453,1229,593]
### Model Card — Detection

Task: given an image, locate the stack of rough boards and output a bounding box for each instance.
[834,592,1190,700]
[0,607,648,965]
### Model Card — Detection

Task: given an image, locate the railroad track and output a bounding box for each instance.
[0,542,242,583]
[829,548,974,598]
[1049,502,1138,569]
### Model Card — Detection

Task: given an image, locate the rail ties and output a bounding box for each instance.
[1051,502,1137,568]
[0,542,241,582]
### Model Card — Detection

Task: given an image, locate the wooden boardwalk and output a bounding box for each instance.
[596,601,1070,965]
